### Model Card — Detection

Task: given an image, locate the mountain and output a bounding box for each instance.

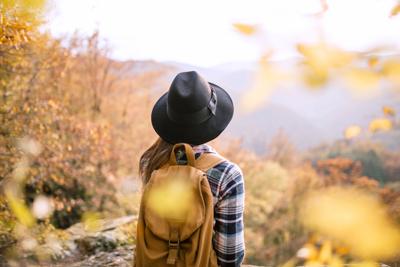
[120,59,400,153]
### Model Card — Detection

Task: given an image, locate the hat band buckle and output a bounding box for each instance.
[166,89,218,125]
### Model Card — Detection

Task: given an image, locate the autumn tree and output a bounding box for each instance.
[265,129,298,168]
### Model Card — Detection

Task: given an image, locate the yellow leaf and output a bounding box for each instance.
[328,256,343,267]
[297,43,354,71]
[381,60,400,84]
[383,106,396,117]
[280,259,296,267]
[297,43,354,88]
[344,68,380,91]
[147,177,194,220]
[344,125,362,139]
[2,0,16,9]
[369,118,393,133]
[390,3,400,17]
[21,0,46,10]
[232,23,258,36]
[318,240,332,262]
[240,54,283,112]
[82,212,101,232]
[335,246,350,255]
[6,193,35,227]
[368,56,379,68]
[300,187,400,260]
[303,68,329,88]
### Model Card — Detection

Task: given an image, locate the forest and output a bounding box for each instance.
[1,0,400,266]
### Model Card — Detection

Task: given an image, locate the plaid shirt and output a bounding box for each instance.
[193,144,245,267]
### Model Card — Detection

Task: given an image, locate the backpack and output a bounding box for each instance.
[134,143,225,267]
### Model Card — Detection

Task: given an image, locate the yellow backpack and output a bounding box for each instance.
[134,143,225,267]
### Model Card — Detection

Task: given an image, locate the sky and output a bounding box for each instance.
[46,0,400,67]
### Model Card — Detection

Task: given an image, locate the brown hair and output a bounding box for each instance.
[139,138,173,184]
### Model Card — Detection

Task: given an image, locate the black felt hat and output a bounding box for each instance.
[151,71,234,145]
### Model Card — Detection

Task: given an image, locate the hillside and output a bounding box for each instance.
[121,60,400,152]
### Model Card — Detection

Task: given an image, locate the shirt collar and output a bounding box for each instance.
[192,144,216,155]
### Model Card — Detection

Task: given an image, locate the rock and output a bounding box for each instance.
[66,216,137,239]
[67,245,134,267]
[75,235,117,255]
[52,215,265,266]
[65,215,136,256]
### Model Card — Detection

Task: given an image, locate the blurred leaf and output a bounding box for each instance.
[368,56,379,68]
[240,54,284,112]
[2,0,46,10]
[280,259,296,267]
[297,43,354,88]
[318,240,332,262]
[335,245,350,255]
[300,187,400,260]
[82,212,101,232]
[390,3,400,17]
[383,106,396,117]
[147,177,194,221]
[21,0,46,9]
[328,256,343,267]
[381,60,400,84]
[1,0,17,9]
[233,23,258,36]
[369,118,393,133]
[343,68,380,91]
[6,194,35,227]
[297,43,354,70]
[344,125,362,139]
[303,68,329,88]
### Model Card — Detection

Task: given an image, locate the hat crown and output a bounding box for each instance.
[168,71,211,113]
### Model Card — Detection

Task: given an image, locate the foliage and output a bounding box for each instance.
[308,140,392,184]
[0,1,400,266]
[265,129,298,168]
[0,1,166,261]
[300,187,400,260]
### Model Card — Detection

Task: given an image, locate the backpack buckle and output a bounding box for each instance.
[169,239,180,248]
[167,239,180,265]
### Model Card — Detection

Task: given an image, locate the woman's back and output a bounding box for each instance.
[136,71,245,267]
[193,144,245,267]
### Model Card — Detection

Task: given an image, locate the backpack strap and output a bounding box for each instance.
[166,143,225,171]
[166,225,180,265]
[169,143,195,167]
[195,152,226,172]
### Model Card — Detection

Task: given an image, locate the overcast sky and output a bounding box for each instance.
[46,0,400,67]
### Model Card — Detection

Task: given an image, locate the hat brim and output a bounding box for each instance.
[151,83,234,145]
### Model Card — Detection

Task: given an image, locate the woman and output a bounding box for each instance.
[136,71,245,267]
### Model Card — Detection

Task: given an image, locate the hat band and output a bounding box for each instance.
[167,89,217,125]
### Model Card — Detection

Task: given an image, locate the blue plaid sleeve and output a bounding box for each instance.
[210,162,245,267]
